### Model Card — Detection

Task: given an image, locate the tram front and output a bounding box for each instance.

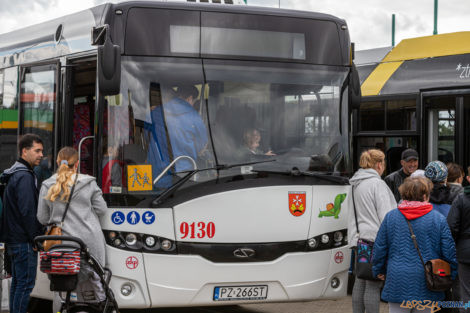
[96,2,357,308]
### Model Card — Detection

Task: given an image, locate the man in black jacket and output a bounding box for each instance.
[384,148,419,202]
[2,134,44,313]
[447,169,470,313]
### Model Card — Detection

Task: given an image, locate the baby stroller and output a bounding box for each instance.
[34,235,119,313]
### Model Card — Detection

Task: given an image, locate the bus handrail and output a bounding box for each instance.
[78,136,94,173]
[153,155,197,185]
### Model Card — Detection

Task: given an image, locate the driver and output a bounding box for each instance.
[242,129,275,156]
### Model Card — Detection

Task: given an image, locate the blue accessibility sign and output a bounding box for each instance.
[127,211,140,225]
[142,211,156,225]
[111,211,125,225]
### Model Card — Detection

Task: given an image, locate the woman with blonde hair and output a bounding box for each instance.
[349,149,397,313]
[37,146,108,306]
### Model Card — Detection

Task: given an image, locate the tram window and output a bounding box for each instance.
[0,67,19,171]
[386,99,416,130]
[359,101,384,131]
[20,64,56,185]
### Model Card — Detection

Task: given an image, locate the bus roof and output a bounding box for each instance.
[0,1,347,69]
[359,31,470,96]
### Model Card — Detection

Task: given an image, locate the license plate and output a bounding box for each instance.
[213,285,268,301]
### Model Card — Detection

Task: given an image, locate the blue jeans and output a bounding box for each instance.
[7,243,37,313]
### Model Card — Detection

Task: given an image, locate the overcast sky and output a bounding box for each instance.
[0,0,469,50]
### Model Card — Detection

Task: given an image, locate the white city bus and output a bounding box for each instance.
[0,1,361,309]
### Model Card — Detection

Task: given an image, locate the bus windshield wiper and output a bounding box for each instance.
[252,167,349,185]
[152,159,276,206]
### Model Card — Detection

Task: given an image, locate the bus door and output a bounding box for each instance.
[19,63,58,185]
[423,91,470,166]
[65,58,97,176]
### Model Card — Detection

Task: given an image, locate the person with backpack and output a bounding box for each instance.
[1,134,44,313]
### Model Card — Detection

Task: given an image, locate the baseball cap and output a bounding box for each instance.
[401,148,419,162]
[425,160,448,183]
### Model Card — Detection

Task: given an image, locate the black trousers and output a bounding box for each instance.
[458,262,470,313]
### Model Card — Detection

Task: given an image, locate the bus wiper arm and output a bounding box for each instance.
[152,159,276,206]
[252,168,349,184]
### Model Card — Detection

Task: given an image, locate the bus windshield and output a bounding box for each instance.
[102,56,348,195]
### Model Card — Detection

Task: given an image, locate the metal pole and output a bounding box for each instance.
[433,0,438,35]
[392,14,396,47]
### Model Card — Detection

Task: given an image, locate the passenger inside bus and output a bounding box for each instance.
[102,142,125,193]
[161,85,208,172]
[241,128,275,156]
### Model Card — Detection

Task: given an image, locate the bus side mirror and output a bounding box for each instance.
[349,63,361,110]
[93,25,121,96]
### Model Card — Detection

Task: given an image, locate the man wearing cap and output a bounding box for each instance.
[384,148,419,202]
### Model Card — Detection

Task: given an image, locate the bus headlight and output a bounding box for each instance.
[161,239,172,251]
[321,234,330,244]
[145,236,156,247]
[125,233,137,246]
[334,231,343,242]
[121,283,133,296]
[113,238,122,247]
[307,238,318,249]
[108,231,117,240]
[331,277,340,289]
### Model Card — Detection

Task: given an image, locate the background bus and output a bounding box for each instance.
[355,31,470,173]
[0,1,360,309]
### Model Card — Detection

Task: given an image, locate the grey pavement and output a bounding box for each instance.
[121,296,389,313]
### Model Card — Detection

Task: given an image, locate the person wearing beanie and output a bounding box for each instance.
[425,160,453,217]
[384,148,419,203]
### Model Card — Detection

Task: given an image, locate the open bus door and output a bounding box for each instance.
[422,90,470,167]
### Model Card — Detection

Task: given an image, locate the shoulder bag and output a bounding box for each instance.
[352,186,379,281]
[43,175,78,251]
[405,219,452,291]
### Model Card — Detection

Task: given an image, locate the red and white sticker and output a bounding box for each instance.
[334,251,344,264]
[126,256,139,269]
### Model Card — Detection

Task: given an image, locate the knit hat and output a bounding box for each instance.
[424,161,448,183]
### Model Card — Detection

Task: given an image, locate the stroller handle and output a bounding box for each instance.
[34,235,87,251]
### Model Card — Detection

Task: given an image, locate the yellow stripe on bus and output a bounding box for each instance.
[360,31,470,96]
[23,121,53,131]
[0,121,19,129]
[383,31,470,62]
[361,61,403,97]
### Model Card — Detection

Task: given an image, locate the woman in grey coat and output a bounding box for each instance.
[37,146,108,305]
[349,149,397,313]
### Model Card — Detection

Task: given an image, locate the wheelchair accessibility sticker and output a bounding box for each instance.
[143,211,155,224]
[127,165,153,191]
[127,211,140,225]
[111,211,125,225]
